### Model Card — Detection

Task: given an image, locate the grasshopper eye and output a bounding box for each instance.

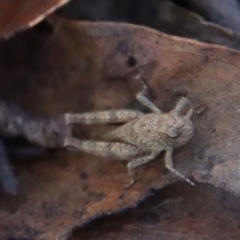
[167,127,179,137]
[167,121,185,137]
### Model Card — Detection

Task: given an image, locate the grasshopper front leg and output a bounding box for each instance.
[126,153,159,188]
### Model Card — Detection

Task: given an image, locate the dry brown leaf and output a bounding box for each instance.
[72,183,240,240]
[0,0,70,39]
[57,0,240,50]
[0,16,240,239]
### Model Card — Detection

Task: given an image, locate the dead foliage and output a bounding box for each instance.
[0,15,240,239]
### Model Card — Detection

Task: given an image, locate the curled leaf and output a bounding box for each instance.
[0,0,70,39]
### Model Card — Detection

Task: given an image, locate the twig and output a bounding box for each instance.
[0,100,70,148]
[0,100,70,194]
[0,139,18,195]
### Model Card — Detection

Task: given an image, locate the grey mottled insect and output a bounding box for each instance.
[64,85,195,187]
